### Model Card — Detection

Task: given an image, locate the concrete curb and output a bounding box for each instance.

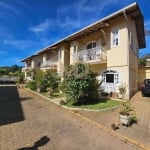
[24,88,150,150]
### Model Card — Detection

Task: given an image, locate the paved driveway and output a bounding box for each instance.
[79,91,150,148]
[0,85,139,150]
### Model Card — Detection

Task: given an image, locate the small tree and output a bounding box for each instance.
[119,83,126,99]
[44,71,60,91]
[34,70,46,92]
[64,63,100,105]
[17,72,24,84]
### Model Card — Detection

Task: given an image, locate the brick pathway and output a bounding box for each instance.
[0,85,139,150]
[79,91,150,147]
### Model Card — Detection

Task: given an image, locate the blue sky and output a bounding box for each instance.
[0,0,149,66]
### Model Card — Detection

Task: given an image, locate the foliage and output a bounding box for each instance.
[63,63,101,105]
[119,83,126,98]
[34,70,45,89]
[58,81,65,93]
[139,54,150,66]
[28,70,60,92]
[0,65,22,76]
[119,102,137,124]
[119,102,132,115]
[27,81,37,91]
[44,71,60,91]
[17,72,24,84]
[139,57,146,66]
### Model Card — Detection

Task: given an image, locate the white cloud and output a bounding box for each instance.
[29,19,52,33]
[58,16,80,29]
[14,0,30,9]
[56,0,113,30]
[0,1,22,16]
[144,20,150,30]
[3,39,35,50]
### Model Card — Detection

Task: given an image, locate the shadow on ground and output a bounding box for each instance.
[0,85,25,126]
[17,136,50,150]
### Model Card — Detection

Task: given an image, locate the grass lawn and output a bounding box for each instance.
[40,91,120,110]
[64,99,121,110]
[41,91,65,99]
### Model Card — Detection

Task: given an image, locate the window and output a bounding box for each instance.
[102,70,119,84]
[106,74,114,83]
[87,41,96,50]
[111,28,120,47]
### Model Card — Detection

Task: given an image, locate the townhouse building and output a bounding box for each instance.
[21,2,146,99]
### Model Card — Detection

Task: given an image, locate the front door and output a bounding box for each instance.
[101,70,119,93]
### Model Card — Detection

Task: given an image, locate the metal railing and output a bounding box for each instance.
[40,55,58,68]
[22,66,31,72]
[74,46,106,62]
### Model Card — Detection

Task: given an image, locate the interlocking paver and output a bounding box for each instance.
[79,91,150,147]
[0,85,148,150]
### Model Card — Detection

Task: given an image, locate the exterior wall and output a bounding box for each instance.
[105,16,130,98]
[58,43,70,76]
[64,44,70,68]
[107,16,128,68]
[128,16,139,98]
[138,67,150,87]
[146,59,150,66]
[129,49,138,97]
[33,55,43,70]
[91,63,107,74]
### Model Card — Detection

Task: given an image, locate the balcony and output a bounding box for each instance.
[40,55,58,69]
[75,46,107,64]
[22,66,31,72]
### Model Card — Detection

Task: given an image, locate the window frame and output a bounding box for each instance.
[86,41,97,50]
[111,27,120,48]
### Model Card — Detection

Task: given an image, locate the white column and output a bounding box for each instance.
[43,54,47,64]
[31,60,35,69]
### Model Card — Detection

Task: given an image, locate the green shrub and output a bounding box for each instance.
[27,81,37,91]
[64,63,101,105]
[44,71,60,91]
[58,81,65,93]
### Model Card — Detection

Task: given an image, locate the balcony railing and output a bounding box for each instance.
[40,55,58,69]
[74,46,106,62]
[22,66,31,72]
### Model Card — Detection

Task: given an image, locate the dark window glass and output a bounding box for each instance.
[106,74,114,83]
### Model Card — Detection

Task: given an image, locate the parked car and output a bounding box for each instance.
[141,79,150,96]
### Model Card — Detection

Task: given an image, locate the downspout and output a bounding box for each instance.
[123,10,130,99]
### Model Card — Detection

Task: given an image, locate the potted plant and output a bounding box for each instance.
[119,102,136,126]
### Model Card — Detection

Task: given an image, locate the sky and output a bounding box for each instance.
[0,0,150,66]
